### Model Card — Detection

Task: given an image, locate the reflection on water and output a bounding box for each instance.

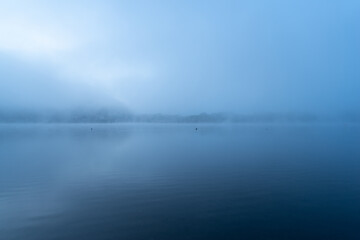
[1,124,360,240]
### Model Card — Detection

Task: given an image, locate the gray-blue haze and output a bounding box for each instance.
[1,1,360,239]
[1,124,360,240]
[0,0,360,114]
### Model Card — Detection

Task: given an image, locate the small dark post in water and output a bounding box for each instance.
[195,128,198,131]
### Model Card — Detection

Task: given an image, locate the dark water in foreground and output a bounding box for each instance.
[1,124,360,240]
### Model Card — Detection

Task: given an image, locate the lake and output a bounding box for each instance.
[1,124,360,240]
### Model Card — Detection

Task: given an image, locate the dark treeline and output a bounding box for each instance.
[1,108,359,123]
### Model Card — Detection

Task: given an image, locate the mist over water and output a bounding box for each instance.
[1,124,360,240]
[1,1,360,240]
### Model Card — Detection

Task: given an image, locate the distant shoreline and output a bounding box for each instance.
[1,111,359,124]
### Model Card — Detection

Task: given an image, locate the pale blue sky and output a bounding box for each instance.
[0,0,359,114]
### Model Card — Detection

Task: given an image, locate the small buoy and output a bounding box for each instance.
[195,128,198,131]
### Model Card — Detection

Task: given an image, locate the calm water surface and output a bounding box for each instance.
[1,124,360,240]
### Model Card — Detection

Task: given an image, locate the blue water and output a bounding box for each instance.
[1,124,360,240]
